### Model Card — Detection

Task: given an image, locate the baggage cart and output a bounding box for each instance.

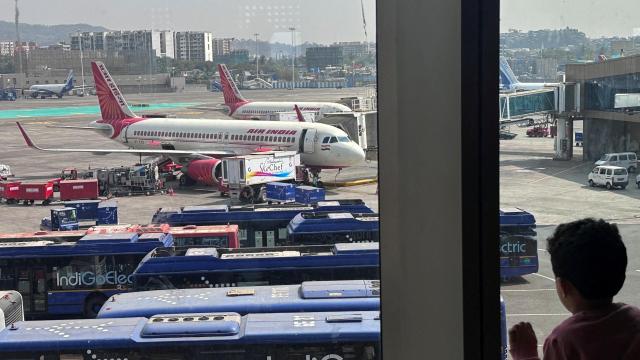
[265,182,296,203]
[0,181,21,204]
[17,181,54,205]
[295,185,326,204]
[59,179,99,201]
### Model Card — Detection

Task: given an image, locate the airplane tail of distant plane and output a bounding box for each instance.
[217,63,249,114]
[499,56,520,90]
[62,70,74,92]
[91,61,139,138]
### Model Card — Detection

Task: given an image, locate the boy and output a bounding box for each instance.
[509,218,640,360]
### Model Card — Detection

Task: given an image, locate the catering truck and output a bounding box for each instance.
[221,151,301,203]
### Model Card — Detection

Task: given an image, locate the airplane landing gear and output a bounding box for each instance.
[303,168,323,188]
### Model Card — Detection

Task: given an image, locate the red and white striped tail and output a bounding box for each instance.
[217,64,248,112]
[92,61,137,121]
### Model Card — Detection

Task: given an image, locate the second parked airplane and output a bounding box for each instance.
[218,64,352,120]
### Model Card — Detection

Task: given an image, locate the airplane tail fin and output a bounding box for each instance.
[91,61,137,122]
[499,57,519,89]
[217,64,248,112]
[294,104,305,122]
[63,70,74,91]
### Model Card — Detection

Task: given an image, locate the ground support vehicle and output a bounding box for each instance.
[287,212,379,244]
[575,131,583,147]
[0,164,12,180]
[39,208,79,231]
[0,181,21,204]
[588,165,629,190]
[221,151,301,203]
[526,125,549,137]
[17,181,55,205]
[265,182,297,203]
[58,179,99,201]
[595,152,637,173]
[295,185,326,204]
[0,89,16,101]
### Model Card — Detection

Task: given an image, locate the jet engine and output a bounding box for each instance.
[186,159,222,186]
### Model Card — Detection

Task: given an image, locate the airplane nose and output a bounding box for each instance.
[347,144,366,165]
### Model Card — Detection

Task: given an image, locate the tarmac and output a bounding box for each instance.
[500,122,640,357]
[0,86,378,233]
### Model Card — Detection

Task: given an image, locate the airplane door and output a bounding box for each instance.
[303,129,317,154]
[123,126,130,143]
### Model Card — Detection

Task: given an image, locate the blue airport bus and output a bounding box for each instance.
[99,280,380,318]
[0,232,173,319]
[0,311,381,359]
[287,212,379,244]
[132,243,380,291]
[151,199,374,248]
[499,208,539,278]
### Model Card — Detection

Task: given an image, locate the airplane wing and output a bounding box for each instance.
[17,122,235,158]
[45,125,104,130]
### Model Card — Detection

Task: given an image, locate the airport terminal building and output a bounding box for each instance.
[566,55,640,160]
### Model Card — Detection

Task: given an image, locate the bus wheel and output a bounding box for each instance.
[84,294,108,318]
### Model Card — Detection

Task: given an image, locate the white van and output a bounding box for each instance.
[595,152,638,172]
[588,166,628,190]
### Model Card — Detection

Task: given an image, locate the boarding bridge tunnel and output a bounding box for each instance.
[499,83,580,161]
[564,55,640,161]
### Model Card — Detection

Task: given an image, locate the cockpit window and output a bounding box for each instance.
[330,137,338,143]
[338,136,350,142]
[322,136,330,144]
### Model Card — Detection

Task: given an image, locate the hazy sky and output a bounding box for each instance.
[0,0,376,44]
[501,0,640,37]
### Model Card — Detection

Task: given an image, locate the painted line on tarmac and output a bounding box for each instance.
[532,273,556,282]
[324,178,378,187]
[527,162,593,184]
[501,288,555,292]
[537,248,547,252]
[507,313,570,317]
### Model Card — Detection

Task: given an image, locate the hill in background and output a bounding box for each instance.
[0,21,109,45]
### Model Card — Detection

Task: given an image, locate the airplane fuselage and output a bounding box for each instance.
[230,101,352,121]
[99,117,365,169]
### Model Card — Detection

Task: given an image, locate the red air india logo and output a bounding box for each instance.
[247,128,297,135]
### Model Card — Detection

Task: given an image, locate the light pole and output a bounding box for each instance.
[289,27,295,90]
[254,33,259,79]
[77,30,86,95]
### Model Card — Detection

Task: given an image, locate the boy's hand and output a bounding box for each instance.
[509,322,539,360]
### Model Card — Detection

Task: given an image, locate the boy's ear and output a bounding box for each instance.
[556,277,569,298]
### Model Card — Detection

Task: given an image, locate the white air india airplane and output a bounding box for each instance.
[16,61,366,187]
[218,64,352,121]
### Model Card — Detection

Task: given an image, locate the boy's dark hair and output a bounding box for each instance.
[547,218,627,301]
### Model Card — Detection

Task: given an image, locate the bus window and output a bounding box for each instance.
[255,231,263,247]
[278,228,288,241]
[266,230,275,247]
[238,228,248,243]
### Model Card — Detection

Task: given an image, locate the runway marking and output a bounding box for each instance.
[532,273,556,282]
[501,288,555,292]
[507,313,570,317]
[527,162,593,184]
